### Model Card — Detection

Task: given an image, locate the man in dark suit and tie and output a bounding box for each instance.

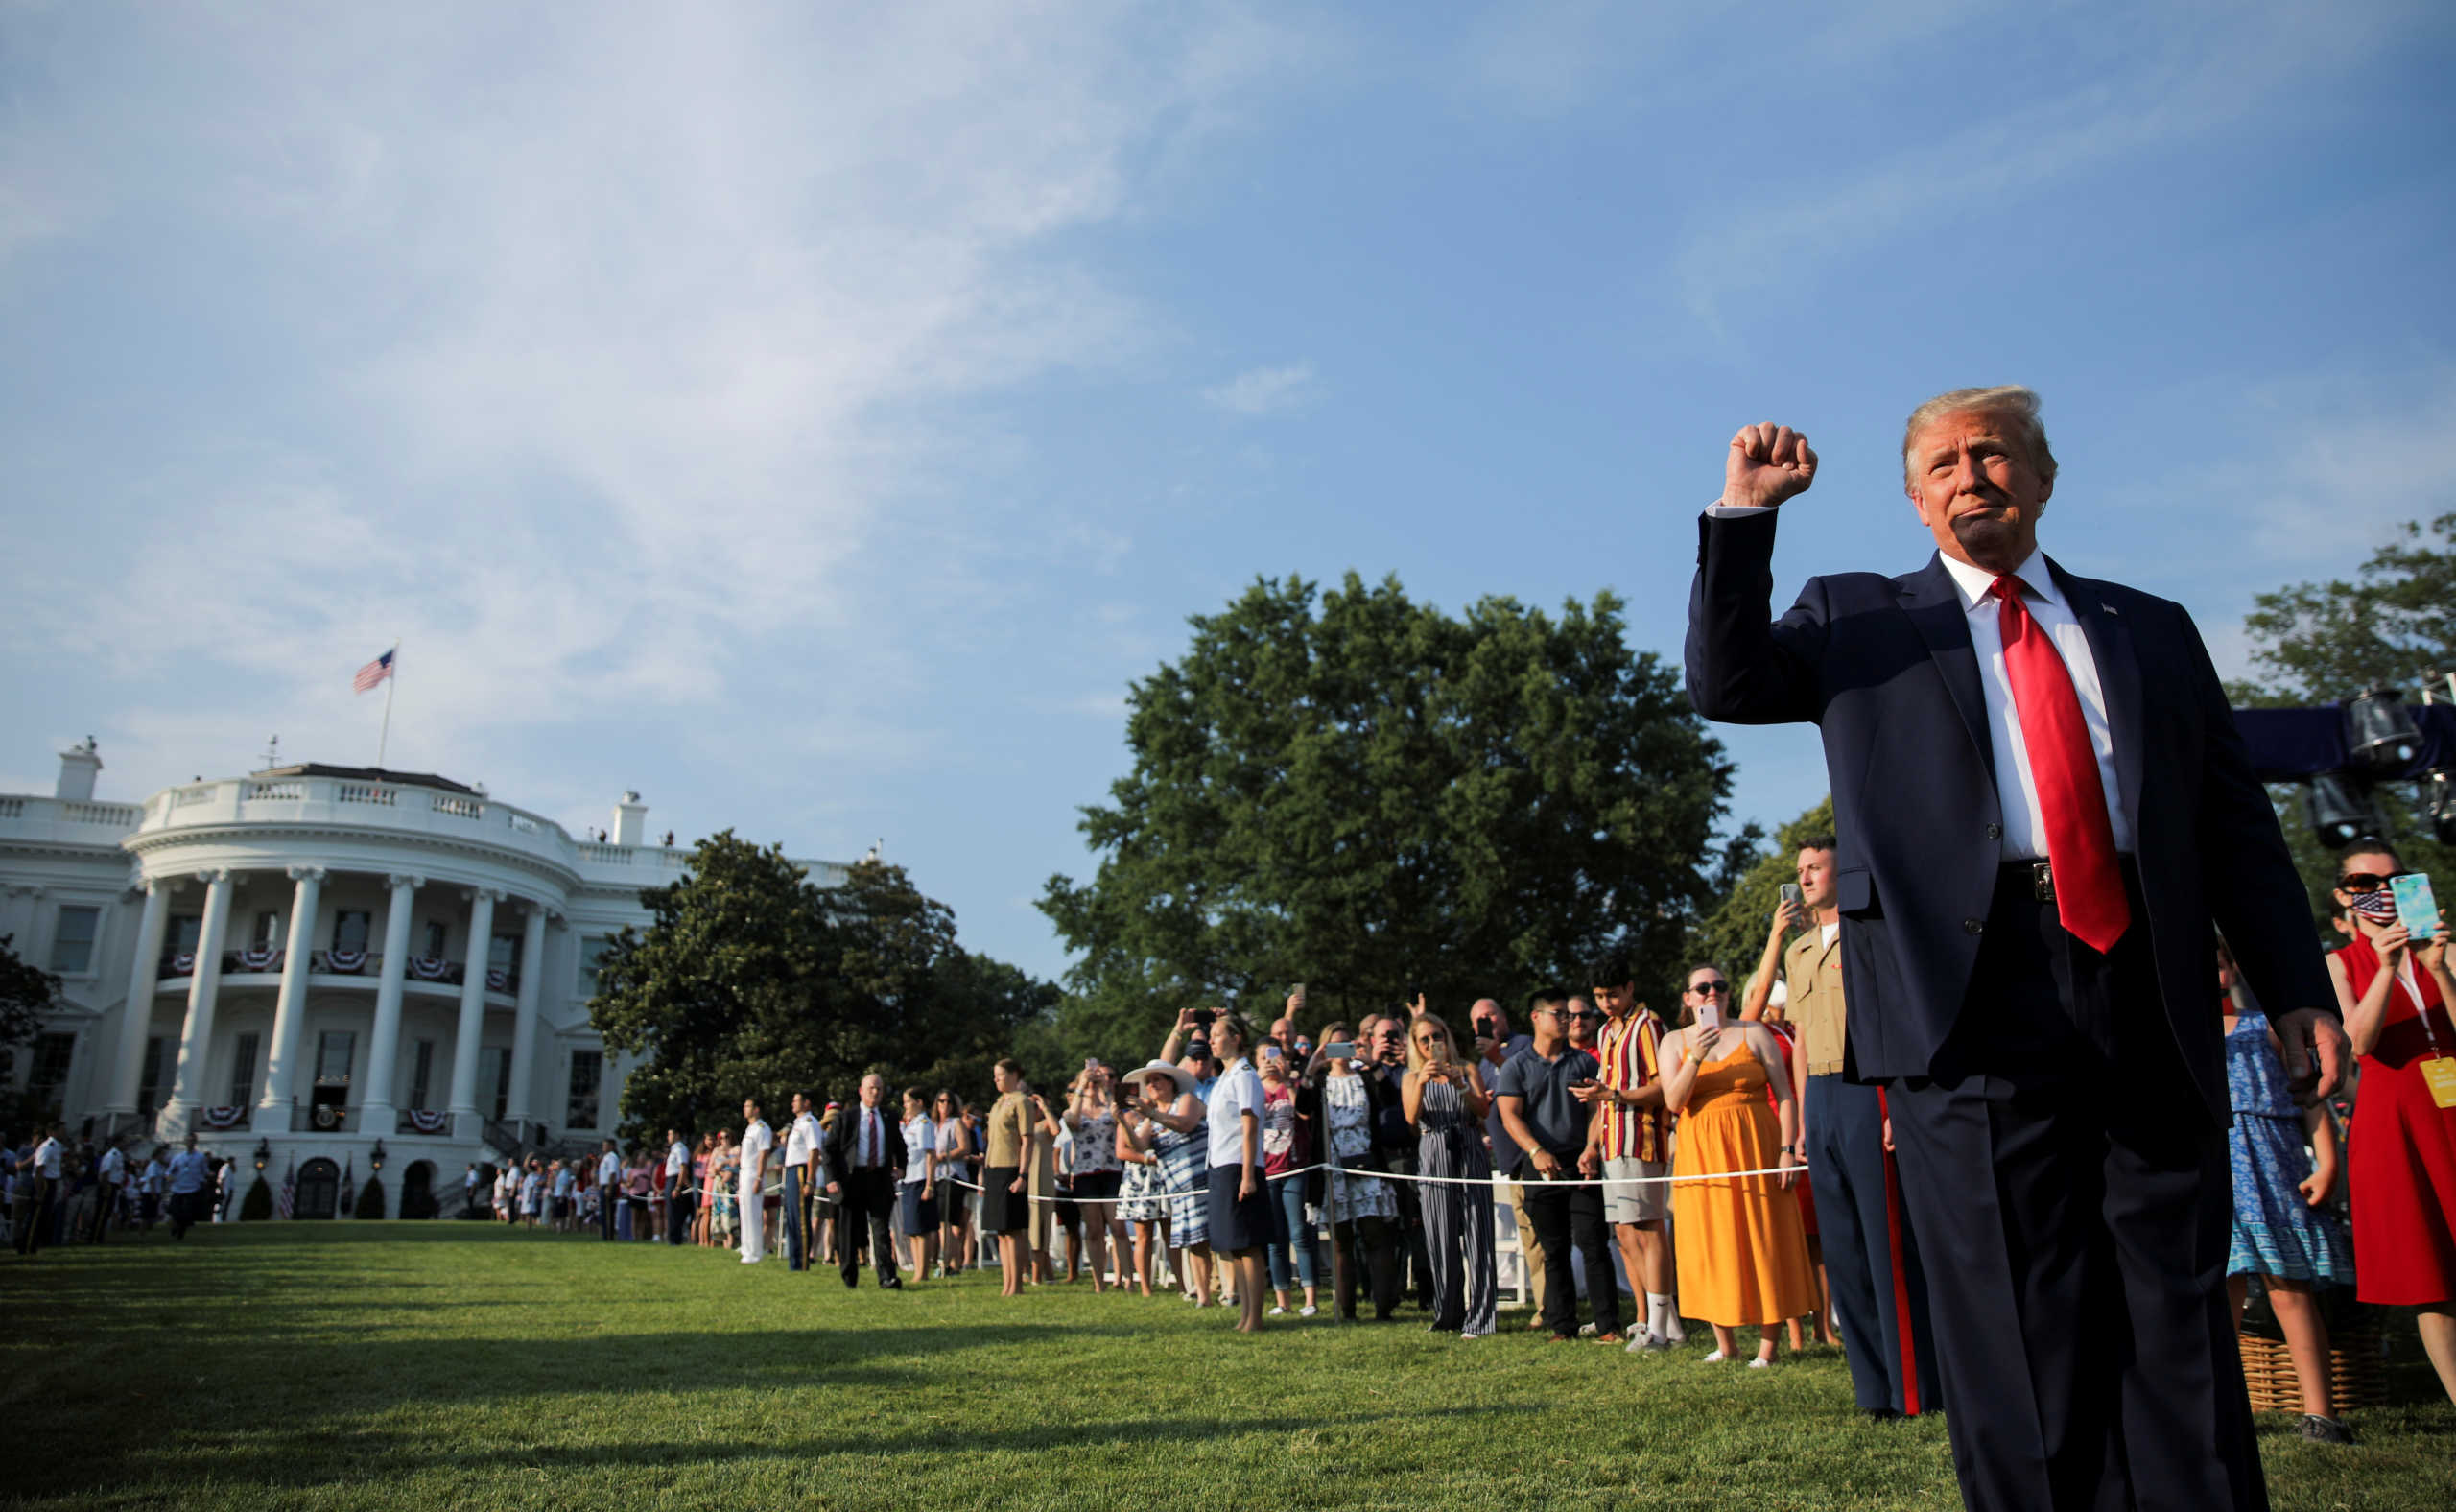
[824,1072,905,1289]
[1685,387,2350,1512]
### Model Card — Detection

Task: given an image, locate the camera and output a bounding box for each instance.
[1191,1007,1216,1029]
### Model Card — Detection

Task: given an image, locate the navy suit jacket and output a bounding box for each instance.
[1684,508,2332,1123]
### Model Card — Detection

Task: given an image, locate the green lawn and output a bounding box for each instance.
[2,1225,2448,1510]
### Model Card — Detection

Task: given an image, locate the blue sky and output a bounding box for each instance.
[5,2,2452,985]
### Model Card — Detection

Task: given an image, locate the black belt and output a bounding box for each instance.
[1998,855,2138,904]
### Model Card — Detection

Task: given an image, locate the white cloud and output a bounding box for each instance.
[1203,361,1318,416]
[0,2,1304,809]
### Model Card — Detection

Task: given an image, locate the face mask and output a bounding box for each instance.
[2349,889,2399,925]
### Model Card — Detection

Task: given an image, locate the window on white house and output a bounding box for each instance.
[565,1050,602,1129]
[228,1031,260,1108]
[48,906,100,975]
[28,1032,76,1116]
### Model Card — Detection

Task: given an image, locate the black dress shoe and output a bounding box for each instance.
[1860,1407,1901,1423]
[2298,1414,2357,1446]
[879,1278,903,1290]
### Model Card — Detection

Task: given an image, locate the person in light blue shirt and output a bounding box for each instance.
[165,1134,212,1240]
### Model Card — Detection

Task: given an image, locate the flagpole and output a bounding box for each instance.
[376,641,399,771]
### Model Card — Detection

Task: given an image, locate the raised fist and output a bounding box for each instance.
[1723,423,1818,509]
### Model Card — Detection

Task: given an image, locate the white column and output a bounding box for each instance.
[447,887,504,1136]
[503,905,552,1130]
[105,879,173,1118]
[254,865,325,1133]
[358,872,422,1132]
[157,868,234,1141]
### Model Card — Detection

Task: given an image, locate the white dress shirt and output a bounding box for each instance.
[598,1150,621,1186]
[855,1106,884,1168]
[666,1139,690,1178]
[784,1112,820,1169]
[902,1115,936,1183]
[1205,1058,1264,1169]
[739,1119,773,1191]
[1936,551,2132,861]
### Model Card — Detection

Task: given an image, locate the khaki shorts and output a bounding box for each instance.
[1603,1156,1667,1226]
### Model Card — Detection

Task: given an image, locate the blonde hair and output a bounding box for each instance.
[1901,385,2056,487]
[1405,1011,1460,1074]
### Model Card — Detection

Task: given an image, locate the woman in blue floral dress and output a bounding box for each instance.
[2223,960,2356,1444]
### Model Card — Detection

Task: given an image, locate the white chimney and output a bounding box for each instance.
[57,737,101,802]
[612,791,648,846]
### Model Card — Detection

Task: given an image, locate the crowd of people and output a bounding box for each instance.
[422,834,2453,1467]
[5,1130,234,1254]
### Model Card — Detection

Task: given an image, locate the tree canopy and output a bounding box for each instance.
[2233,512,2456,707]
[1039,572,1739,1050]
[0,934,59,1133]
[2232,513,2456,934]
[590,834,1059,1142]
[1684,796,1837,1011]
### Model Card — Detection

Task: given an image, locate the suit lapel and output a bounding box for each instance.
[1895,555,1997,785]
[2049,558,2144,840]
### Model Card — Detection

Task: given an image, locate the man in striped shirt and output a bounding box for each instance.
[1577,952,1677,1350]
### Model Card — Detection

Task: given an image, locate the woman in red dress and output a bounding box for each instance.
[2326,842,2456,1405]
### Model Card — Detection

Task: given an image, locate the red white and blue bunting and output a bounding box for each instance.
[201,1106,247,1130]
[170,951,197,975]
[237,946,284,972]
[322,949,367,974]
[485,968,510,992]
[407,956,453,981]
[406,1109,450,1134]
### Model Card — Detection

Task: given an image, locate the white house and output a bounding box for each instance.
[0,740,849,1217]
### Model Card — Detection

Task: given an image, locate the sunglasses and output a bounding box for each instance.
[1688,981,1730,994]
[1569,1009,1602,1021]
[2336,872,2397,893]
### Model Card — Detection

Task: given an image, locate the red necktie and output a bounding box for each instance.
[1993,578,2129,952]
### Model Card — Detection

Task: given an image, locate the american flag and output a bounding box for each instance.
[353,649,395,693]
[276,1156,295,1219]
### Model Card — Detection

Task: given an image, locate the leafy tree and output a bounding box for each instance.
[2232,513,2456,935]
[0,935,60,1134]
[1040,573,1739,1049]
[592,834,1060,1143]
[1686,797,1836,1014]
[2232,512,2456,707]
[0,933,57,1053]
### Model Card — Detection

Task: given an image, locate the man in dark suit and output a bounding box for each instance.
[1685,388,2350,1512]
[823,1072,905,1289]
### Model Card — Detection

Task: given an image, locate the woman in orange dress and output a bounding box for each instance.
[1661,963,1816,1367]
[2326,842,2456,1406]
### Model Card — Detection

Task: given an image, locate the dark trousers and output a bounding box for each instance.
[1332,1214,1399,1320]
[89,1184,117,1242]
[167,1189,201,1239]
[1387,1158,1436,1310]
[782,1166,811,1271]
[599,1185,616,1240]
[1523,1175,1618,1337]
[665,1180,693,1246]
[12,1180,52,1255]
[1806,1074,1937,1415]
[1889,862,2261,1512]
[837,1167,899,1288]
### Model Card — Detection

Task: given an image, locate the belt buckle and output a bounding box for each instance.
[2031,860,2055,903]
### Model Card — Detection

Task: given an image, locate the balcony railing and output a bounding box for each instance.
[155,951,519,998]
